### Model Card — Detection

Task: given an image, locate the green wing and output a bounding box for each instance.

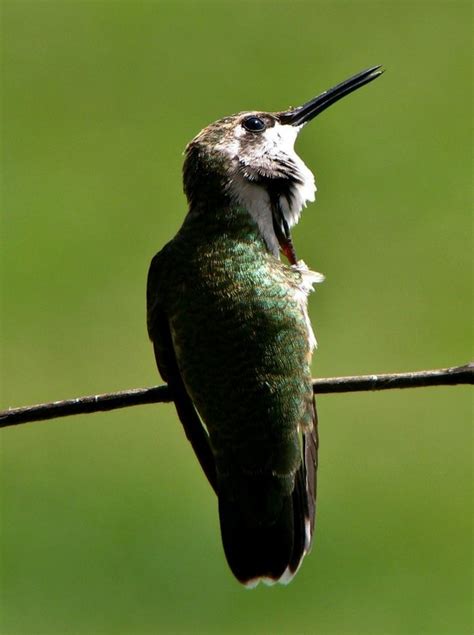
[147,250,217,493]
[304,397,318,550]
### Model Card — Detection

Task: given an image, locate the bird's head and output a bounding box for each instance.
[183,66,383,263]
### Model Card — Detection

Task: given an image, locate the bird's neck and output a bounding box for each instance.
[182,200,271,254]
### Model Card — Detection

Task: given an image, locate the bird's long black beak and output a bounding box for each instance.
[278,65,384,126]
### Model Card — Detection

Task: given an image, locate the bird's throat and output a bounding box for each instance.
[271,203,298,265]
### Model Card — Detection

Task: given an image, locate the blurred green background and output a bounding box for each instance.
[1,1,472,634]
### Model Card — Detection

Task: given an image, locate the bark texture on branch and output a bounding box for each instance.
[0,363,472,429]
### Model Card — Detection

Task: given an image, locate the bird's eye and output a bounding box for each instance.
[242,116,266,133]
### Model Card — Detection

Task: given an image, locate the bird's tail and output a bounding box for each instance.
[218,464,312,587]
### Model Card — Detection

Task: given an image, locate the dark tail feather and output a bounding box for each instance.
[218,466,311,587]
[219,404,318,587]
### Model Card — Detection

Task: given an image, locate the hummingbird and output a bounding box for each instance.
[147,66,383,587]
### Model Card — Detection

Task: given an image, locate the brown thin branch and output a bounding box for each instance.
[0,363,472,430]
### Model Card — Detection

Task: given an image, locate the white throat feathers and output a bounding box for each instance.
[223,121,317,257]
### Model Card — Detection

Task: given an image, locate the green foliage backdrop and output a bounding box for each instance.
[1,2,471,634]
